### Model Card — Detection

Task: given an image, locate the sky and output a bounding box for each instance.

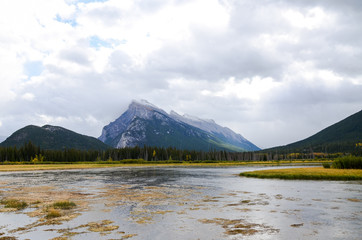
[0,0,361,149]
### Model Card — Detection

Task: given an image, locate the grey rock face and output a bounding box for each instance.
[99,100,260,151]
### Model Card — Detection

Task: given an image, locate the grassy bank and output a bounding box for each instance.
[0,160,329,172]
[331,156,362,169]
[240,167,362,181]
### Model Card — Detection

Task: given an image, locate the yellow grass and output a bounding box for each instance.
[240,167,362,180]
[0,160,326,172]
[0,164,120,172]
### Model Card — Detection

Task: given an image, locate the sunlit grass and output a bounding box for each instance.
[0,199,28,210]
[52,201,76,210]
[0,160,328,172]
[240,167,362,181]
[45,209,62,219]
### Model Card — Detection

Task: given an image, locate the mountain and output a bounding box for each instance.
[0,136,6,144]
[99,100,260,152]
[0,125,110,150]
[265,109,362,153]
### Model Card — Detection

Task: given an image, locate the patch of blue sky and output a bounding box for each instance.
[24,61,43,78]
[55,14,77,27]
[89,36,121,49]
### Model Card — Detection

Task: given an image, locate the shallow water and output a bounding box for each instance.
[0,166,361,239]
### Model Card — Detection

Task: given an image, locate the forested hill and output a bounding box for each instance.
[264,109,362,153]
[0,125,110,151]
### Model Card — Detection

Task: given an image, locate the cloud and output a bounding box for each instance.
[21,93,35,101]
[201,77,280,101]
[0,0,361,148]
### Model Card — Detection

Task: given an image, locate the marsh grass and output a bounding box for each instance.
[53,201,76,210]
[199,218,279,236]
[322,163,331,168]
[240,167,362,180]
[77,220,119,232]
[42,201,77,220]
[332,156,362,169]
[0,199,28,210]
[45,209,62,219]
[0,236,17,240]
[0,160,328,172]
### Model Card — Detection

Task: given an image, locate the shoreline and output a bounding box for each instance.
[239,167,362,181]
[0,161,327,172]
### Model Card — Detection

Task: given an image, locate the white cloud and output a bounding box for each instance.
[0,0,361,148]
[21,93,35,101]
[283,7,334,30]
[203,77,280,101]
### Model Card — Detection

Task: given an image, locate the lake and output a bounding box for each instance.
[0,166,361,239]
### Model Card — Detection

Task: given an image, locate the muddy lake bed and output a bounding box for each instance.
[0,166,361,240]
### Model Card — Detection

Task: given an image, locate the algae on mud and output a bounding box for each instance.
[240,167,362,180]
[0,184,91,236]
[199,218,279,236]
[0,183,137,239]
[0,174,280,239]
[0,167,361,239]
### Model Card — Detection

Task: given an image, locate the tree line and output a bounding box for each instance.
[0,141,360,163]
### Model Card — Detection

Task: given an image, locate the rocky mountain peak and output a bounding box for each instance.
[128,99,168,117]
[99,100,260,151]
[131,99,159,109]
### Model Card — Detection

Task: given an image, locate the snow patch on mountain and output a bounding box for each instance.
[42,125,63,132]
[132,99,160,110]
[169,110,247,143]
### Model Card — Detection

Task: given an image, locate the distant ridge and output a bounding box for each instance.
[0,125,110,150]
[99,100,260,152]
[264,109,362,153]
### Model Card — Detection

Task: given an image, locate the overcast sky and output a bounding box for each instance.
[0,0,361,148]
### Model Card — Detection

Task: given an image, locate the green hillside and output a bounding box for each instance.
[265,109,362,153]
[0,125,110,151]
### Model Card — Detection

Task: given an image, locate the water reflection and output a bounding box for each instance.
[0,166,361,240]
